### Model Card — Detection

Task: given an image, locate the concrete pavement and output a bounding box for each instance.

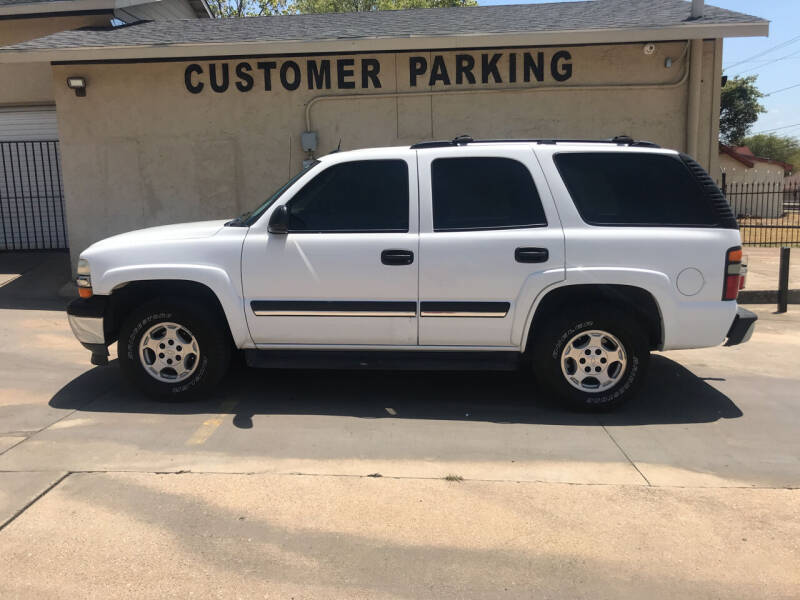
[1,252,799,598]
[2,472,798,599]
[743,247,798,291]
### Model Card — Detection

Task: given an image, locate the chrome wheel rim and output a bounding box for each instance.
[138,322,200,383]
[560,329,627,392]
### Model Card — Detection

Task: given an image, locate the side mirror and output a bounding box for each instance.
[268,205,289,234]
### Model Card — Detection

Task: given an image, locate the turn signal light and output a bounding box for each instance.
[78,287,93,298]
[722,246,743,301]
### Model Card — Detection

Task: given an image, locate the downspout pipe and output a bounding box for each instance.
[686,38,703,158]
[687,0,705,160]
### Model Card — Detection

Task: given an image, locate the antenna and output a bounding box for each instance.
[328,139,342,155]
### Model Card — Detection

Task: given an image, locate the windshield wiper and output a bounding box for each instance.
[225,211,251,227]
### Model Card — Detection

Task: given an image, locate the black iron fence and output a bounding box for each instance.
[724,181,800,247]
[0,140,67,251]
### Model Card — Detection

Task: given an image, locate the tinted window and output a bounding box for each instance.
[431,157,547,231]
[554,152,718,226]
[288,160,409,232]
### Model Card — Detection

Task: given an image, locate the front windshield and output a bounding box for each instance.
[236,160,320,226]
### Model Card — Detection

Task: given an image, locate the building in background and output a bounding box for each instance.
[719,144,793,218]
[719,144,792,185]
[0,0,209,251]
[0,0,768,267]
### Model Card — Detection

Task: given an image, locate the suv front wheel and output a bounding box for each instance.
[118,298,231,400]
[530,305,649,410]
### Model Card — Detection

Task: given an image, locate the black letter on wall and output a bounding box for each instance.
[508,53,517,83]
[337,59,356,89]
[257,61,277,91]
[308,60,331,89]
[235,62,254,92]
[523,52,544,83]
[455,55,475,84]
[409,56,427,87]
[185,64,203,93]
[481,53,502,84]
[280,61,301,90]
[209,63,229,93]
[428,55,451,86]
[361,58,381,88]
[551,50,573,82]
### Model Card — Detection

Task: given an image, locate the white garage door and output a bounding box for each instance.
[0,107,68,250]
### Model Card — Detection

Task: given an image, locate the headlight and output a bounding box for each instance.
[77,259,90,276]
[76,259,92,297]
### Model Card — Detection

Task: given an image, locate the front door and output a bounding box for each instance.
[241,151,419,346]
[417,146,565,347]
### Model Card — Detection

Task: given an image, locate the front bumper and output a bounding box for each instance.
[66,296,109,365]
[724,306,758,346]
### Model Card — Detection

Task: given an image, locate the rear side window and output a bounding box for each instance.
[431,157,547,231]
[554,152,718,227]
[288,160,409,232]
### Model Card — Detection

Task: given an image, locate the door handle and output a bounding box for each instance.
[381,249,414,266]
[515,247,549,263]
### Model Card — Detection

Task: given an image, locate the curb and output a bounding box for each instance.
[738,289,800,304]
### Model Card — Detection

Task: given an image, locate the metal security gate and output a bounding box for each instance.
[725,181,800,247]
[0,140,67,250]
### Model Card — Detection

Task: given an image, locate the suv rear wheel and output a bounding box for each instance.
[118,298,231,400]
[530,304,649,410]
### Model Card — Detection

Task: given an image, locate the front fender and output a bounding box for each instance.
[96,264,251,348]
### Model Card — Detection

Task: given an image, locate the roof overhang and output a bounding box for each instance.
[0,0,209,20]
[0,0,116,16]
[0,19,769,63]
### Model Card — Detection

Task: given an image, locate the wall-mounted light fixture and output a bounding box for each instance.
[66,77,86,97]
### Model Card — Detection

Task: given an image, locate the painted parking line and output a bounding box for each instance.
[185,399,239,446]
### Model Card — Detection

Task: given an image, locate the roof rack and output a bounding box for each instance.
[410,135,660,149]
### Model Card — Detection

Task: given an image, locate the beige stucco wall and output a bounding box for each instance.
[51,39,721,266]
[0,14,112,106]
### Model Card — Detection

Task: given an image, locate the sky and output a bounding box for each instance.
[478,0,799,140]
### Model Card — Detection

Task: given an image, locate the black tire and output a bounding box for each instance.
[530,304,649,411]
[118,297,231,401]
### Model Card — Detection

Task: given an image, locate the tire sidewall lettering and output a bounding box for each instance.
[551,320,594,360]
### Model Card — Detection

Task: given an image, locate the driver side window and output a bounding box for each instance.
[287,159,409,233]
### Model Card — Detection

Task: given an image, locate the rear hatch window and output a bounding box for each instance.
[554,152,736,228]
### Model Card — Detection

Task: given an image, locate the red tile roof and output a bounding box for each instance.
[719,144,793,173]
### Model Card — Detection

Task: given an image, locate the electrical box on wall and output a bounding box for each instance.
[301,131,318,152]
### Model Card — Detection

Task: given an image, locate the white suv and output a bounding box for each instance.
[67,136,756,410]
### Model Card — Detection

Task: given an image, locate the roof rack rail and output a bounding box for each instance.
[410,135,660,149]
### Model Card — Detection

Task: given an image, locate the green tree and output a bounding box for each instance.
[293,0,476,11]
[208,0,292,17]
[209,0,475,17]
[719,76,765,145]
[741,133,800,168]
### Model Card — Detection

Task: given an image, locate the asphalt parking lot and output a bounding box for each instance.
[1,253,799,599]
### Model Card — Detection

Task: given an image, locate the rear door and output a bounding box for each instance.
[417,145,565,347]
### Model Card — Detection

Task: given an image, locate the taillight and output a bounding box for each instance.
[723,246,743,301]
